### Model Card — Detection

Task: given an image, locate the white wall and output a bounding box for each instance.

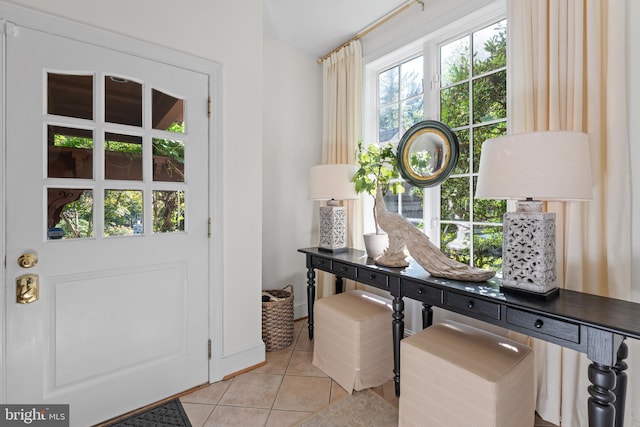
[4,0,265,379]
[262,36,322,319]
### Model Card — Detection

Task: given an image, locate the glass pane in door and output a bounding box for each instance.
[47,188,94,239]
[152,190,185,233]
[47,126,93,179]
[152,89,185,132]
[47,73,93,120]
[104,189,144,236]
[105,75,143,127]
[153,138,184,182]
[105,132,143,181]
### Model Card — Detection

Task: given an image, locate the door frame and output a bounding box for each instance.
[0,1,224,404]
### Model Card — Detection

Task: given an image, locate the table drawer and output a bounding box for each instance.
[332,261,357,280]
[403,279,442,305]
[506,308,580,344]
[446,292,500,320]
[358,269,389,290]
[310,255,332,271]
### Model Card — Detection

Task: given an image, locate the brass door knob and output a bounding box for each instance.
[18,253,38,268]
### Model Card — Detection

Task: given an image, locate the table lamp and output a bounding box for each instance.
[475,131,593,297]
[309,164,358,253]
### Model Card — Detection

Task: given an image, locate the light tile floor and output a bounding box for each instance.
[180,319,557,427]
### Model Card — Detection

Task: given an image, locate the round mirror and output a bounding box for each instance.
[397,120,459,187]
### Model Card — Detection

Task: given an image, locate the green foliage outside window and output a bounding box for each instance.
[55,191,94,238]
[439,19,507,270]
[50,121,186,238]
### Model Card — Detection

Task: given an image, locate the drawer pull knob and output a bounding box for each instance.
[369,274,376,280]
[340,267,347,272]
[535,319,544,329]
[417,288,424,295]
[467,301,475,309]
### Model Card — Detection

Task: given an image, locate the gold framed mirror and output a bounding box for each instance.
[397,120,459,187]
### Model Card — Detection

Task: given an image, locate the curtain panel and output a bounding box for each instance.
[507,1,631,425]
[316,40,364,298]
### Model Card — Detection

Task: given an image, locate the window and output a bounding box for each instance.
[368,17,507,271]
[46,72,189,239]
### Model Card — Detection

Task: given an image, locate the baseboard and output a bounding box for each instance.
[294,301,307,320]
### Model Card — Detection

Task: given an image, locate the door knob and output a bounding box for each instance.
[16,274,39,304]
[18,253,38,268]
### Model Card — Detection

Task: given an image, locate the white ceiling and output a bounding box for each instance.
[263,0,409,59]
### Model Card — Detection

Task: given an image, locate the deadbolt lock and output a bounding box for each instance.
[16,274,39,304]
[18,253,38,268]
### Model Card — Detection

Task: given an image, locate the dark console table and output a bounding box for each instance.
[299,247,640,427]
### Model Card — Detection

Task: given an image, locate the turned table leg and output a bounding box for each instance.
[306,267,316,340]
[393,295,404,397]
[613,341,628,427]
[422,303,433,329]
[588,362,617,427]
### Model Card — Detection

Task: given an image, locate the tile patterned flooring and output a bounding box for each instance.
[180,319,557,426]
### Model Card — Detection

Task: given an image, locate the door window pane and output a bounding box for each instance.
[47,188,93,239]
[104,190,144,236]
[47,126,93,179]
[47,73,93,120]
[105,133,143,181]
[153,138,184,182]
[105,75,142,127]
[152,89,185,132]
[152,190,185,233]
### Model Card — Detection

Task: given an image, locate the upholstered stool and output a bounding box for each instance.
[312,290,394,393]
[399,320,534,427]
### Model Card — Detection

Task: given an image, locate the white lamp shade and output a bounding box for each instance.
[475,131,593,201]
[309,164,358,201]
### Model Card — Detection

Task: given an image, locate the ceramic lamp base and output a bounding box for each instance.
[502,208,557,295]
[318,206,347,252]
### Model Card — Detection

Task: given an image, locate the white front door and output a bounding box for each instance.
[4,22,210,426]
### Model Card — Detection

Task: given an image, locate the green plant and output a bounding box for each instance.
[352,140,404,234]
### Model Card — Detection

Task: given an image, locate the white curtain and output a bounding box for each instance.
[508,1,631,425]
[316,40,364,298]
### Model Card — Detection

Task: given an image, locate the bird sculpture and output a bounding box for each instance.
[374,186,496,282]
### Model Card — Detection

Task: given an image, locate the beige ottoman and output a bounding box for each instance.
[399,320,534,427]
[312,290,394,393]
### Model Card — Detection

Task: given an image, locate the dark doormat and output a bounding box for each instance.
[107,399,192,427]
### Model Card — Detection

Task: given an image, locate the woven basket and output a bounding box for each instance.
[261,284,294,351]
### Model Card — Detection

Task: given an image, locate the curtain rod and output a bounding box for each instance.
[317,0,425,64]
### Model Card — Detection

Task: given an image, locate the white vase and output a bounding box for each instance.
[363,233,388,259]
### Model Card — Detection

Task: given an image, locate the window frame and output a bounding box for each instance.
[363,7,507,268]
